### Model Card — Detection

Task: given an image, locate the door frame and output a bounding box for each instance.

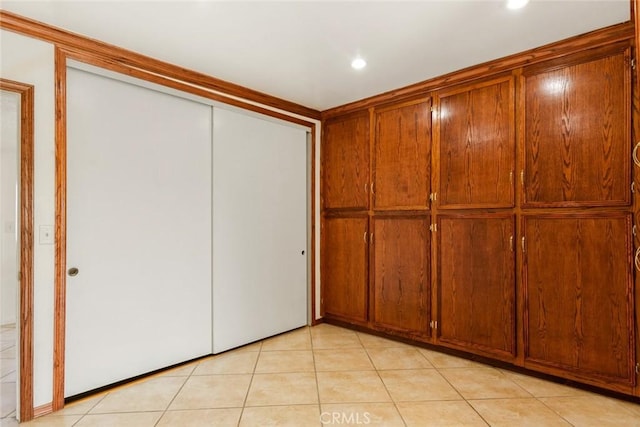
[0,78,35,422]
[53,47,318,411]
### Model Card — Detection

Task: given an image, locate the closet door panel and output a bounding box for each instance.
[212,107,308,353]
[438,77,514,208]
[322,216,368,323]
[438,214,516,359]
[323,113,370,210]
[523,47,630,207]
[372,216,430,336]
[374,99,431,210]
[523,214,635,386]
[66,68,212,396]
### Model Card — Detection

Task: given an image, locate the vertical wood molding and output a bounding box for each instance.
[0,78,35,422]
[309,124,319,325]
[632,0,640,398]
[52,47,67,411]
[634,0,639,63]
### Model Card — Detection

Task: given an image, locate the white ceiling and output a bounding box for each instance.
[0,0,631,111]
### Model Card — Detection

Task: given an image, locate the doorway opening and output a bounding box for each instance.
[0,78,34,422]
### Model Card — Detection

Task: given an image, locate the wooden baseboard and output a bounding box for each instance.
[33,402,53,418]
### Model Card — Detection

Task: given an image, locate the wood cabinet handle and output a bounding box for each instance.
[510,236,513,252]
[371,182,375,194]
[364,232,367,243]
[364,183,368,193]
[635,247,640,271]
[521,236,525,253]
[633,142,640,167]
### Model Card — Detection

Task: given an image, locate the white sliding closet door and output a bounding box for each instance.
[65,68,212,397]
[212,107,307,353]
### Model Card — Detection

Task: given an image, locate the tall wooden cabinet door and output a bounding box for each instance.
[323,113,370,210]
[321,216,369,323]
[437,77,515,208]
[523,214,635,388]
[372,216,431,337]
[373,98,431,210]
[522,46,631,207]
[438,215,516,360]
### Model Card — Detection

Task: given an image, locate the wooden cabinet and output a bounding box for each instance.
[437,77,515,208]
[373,99,431,210]
[371,216,431,337]
[323,113,370,210]
[321,35,636,397]
[523,214,635,388]
[321,216,368,323]
[437,214,516,360]
[522,45,631,208]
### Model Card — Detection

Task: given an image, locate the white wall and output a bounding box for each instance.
[0,27,322,410]
[0,90,20,326]
[0,30,55,408]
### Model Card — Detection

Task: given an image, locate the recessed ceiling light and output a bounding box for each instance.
[506,0,529,10]
[351,58,367,70]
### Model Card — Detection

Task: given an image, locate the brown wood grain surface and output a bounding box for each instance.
[321,216,369,322]
[371,216,430,336]
[373,99,431,210]
[438,77,515,208]
[53,47,67,412]
[437,214,516,360]
[322,113,370,210]
[523,47,631,207]
[523,213,635,386]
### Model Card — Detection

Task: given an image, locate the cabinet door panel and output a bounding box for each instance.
[374,100,431,209]
[322,216,368,322]
[524,214,635,386]
[523,49,630,207]
[372,217,430,336]
[323,114,370,210]
[438,215,515,359]
[439,78,514,208]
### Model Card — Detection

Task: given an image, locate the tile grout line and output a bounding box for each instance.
[431,362,493,427]
[357,332,409,427]
[309,326,324,427]
[69,387,110,426]
[534,395,577,427]
[416,345,496,426]
[151,358,200,426]
[237,338,263,426]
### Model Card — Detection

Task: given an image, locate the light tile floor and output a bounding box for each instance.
[1,324,639,426]
[1,324,17,424]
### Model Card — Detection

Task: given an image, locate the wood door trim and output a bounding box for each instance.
[60,47,316,129]
[53,48,67,412]
[0,10,320,120]
[0,78,35,422]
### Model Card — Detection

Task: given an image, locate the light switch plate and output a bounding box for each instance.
[39,225,54,245]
